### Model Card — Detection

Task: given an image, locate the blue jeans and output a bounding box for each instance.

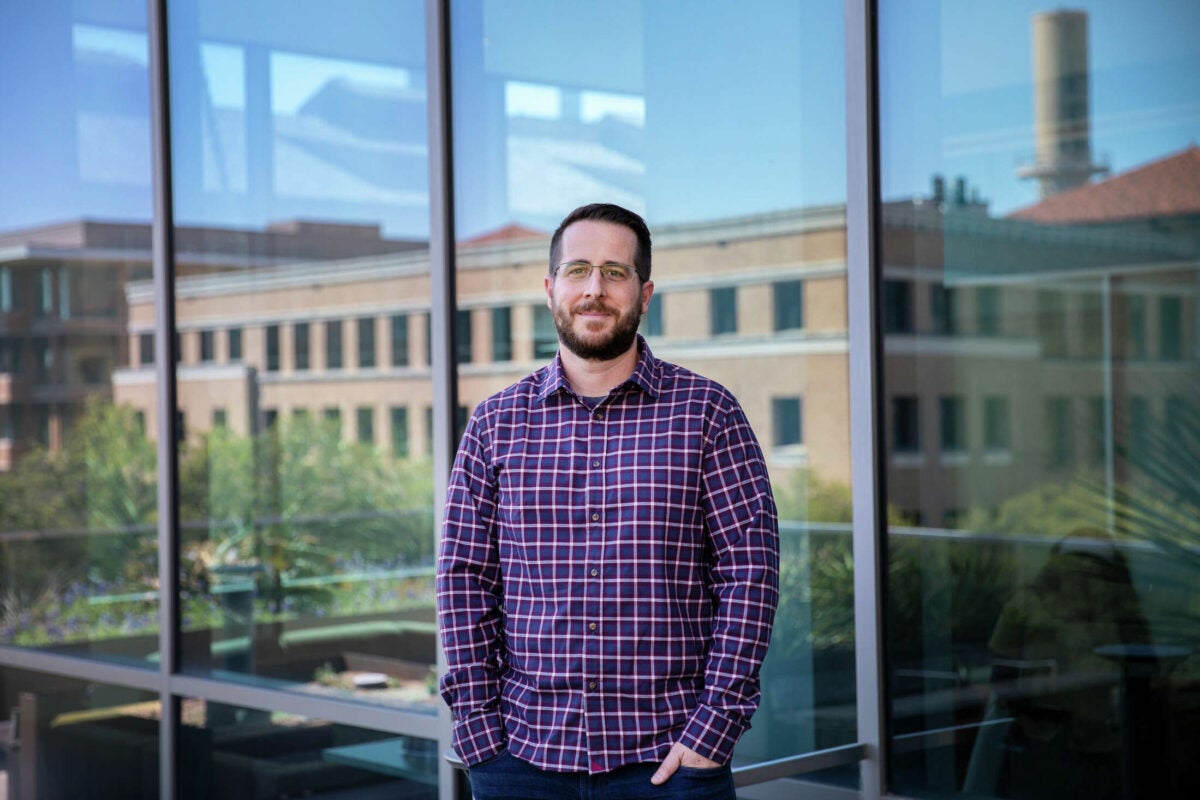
[468,750,736,800]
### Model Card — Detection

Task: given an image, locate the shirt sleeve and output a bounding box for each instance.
[678,401,781,764]
[436,410,508,765]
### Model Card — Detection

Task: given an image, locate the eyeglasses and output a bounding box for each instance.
[555,261,641,284]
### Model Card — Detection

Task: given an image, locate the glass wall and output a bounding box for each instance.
[0,1,159,660]
[450,0,854,778]
[162,0,440,720]
[880,1,1200,797]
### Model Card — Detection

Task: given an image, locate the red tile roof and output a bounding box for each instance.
[459,223,545,247]
[1009,145,1200,224]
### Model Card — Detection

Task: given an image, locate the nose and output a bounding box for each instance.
[580,267,607,297]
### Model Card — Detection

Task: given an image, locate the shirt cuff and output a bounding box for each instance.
[451,707,508,767]
[678,704,747,765]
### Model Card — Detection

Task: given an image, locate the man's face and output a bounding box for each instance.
[546,220,654,362]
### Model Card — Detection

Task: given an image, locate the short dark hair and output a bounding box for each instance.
[548,203,652,281]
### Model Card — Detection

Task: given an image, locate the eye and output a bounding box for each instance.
[602,266,631,282]
[563,264,591,280]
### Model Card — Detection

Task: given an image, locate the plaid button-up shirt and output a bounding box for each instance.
[437,338,779,773]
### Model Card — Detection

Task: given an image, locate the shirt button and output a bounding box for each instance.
[595,412,604,419]
[590,568,599,577]
[589,622,598,631]
[589,680,597,690]
[591,513,600,521]
[592,460,600,467]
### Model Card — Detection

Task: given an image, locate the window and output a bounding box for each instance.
[199,329,214,363]
[456,309,472,364]
[212,408,227,428]
[930,284,957,335]
[37,268,53,317]
[357,317,376,368]
[265,325,280,372]
[293,322,309,371]
[391,406,409,456]
[391,313,410,367]
[773,280,803,331]
[976,285,1000,335]
[643,294,663,337]
[0,337,19,375]
[533,305,558,359]
[1079,290,1103,359]
[939,396,966,453]
[227,327,242,361]
[983,396,1010,452]
[491,307,512,362]
[884,280,914,333]
[1129,395,1151,465]
[1087,395,1107,466]
[33,337,51,383]
[771,397,803,447]
[1127,295,1146,358]
[1160,295,1182,359]
[710,287,737,335]
[1046,396,1073,468]
[325,320,343,369]
[1037,290,1067,357]
[892,396,920,453]
[323,406,341,434]
[0,267,13,312]
[139,332,155,367]
[357,406,375,444]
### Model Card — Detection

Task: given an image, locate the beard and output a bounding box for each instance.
[553,297,642,361]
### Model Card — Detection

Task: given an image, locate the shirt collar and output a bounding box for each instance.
[537,334,663,403]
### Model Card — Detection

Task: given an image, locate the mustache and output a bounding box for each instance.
[572,301,615,314]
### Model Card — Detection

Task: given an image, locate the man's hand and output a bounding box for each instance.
[650,741,721,785]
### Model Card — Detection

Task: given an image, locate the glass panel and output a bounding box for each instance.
[164,0,436,712]
[0,668,158,799]
[881,2,1200,796]
[176,697,437,799]
[0,1,159,662]
[450,0,851,783]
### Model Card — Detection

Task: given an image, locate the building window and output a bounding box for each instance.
[213,408,227,428]
[710,287,737,335]
[773,280,803,332]
[1036,290,1067,357]
[884,280,914,333]
[983,396,1011,452]
[1127,295,1146,358]
[771,397,803,447]
[456,309,472,364]
[0,337,19,375]
[930,284,957,335]
[265,325,280,372]
[199,329,215,363]
[358,317,376,368]
[228,327,243,361]
[1160,295,1182,360]
[1080,291,1103,359]
[492,307,513,362]
[326,320,343,369]
[391,313,409,367]
[1129,395,1150,466]
[0,267,13,312]
[644,295,664,337]
[939,396,966,453]
[1046,396,1073,468]
[323,406,341,434]
[37,268,53,317]
[1087,395,1106,466]
[533,305,558,359]
[293,322,309,370]
[139,332,154,367]
[391,406,409,457]
[357,406,375,444]
[977,286,1000,335]
[33,337,51,383]
[892,396,920,453]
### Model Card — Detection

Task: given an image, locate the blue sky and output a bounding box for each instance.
[3,1,1198,237]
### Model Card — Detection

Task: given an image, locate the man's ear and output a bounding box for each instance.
[641,280,655,314]
[544,275,554,308]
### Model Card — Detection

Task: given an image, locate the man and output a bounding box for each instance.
[437,203,779,799]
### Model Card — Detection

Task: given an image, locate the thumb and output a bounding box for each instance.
[651,746,683,785]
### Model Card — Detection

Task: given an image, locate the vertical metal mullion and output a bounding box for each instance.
[424,1,460,799]
[147,0,180,797]
[845,0,888,799]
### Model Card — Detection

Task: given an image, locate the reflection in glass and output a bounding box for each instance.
[0,2,159,661]
[451,0,853,782]
[149,0,439,711]
[179,697,438,800]
[881,2,1200,796]
[0,669,158,799]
